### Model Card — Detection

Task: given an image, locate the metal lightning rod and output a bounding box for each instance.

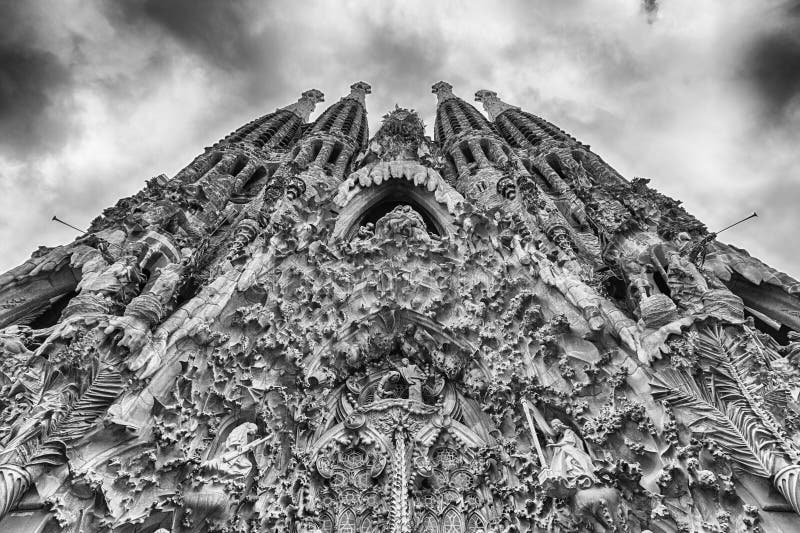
[715,212,758,234]
[51,215,85,233]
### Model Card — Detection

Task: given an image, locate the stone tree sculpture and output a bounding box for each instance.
[0,82,799,532]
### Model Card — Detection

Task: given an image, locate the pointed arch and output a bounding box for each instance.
[420,513,438,533]
[358,513,374,533]
[332,179,458,240]
[338,509,357,533]
[320,513,334,533]
[441,508,462,533]
[467,513,486,532]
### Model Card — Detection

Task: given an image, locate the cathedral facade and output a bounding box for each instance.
[0,81,799,532]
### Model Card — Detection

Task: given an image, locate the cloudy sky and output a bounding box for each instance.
[1,0,798,276]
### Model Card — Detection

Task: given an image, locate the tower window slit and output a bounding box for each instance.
[328,142,343,166]
[341,105,358,135]
[311,140,324,161]
[314,110,333,133]
[458,101,483,130]
[356,115,368,146]
[528,163,556,193]
[240,166,268,195]
[546,154,571,184]
[461,142,475,165]
[276,124,299,149]
[446,106,462,135]
[198,152,224,176]
[479,139,493,163]
[444,154,458,182]
[230,156,248,177]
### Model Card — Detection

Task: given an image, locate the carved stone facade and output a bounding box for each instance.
[0,82,799,532]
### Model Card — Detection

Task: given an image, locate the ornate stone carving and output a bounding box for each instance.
[0,84,798,533]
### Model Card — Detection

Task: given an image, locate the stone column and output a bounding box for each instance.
[313,140,336,168]
[468,139,491,169]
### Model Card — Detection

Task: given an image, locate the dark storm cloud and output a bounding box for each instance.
[743,2,800,120]
[111,0,267,70]
[641,0,659,23]
[0,2,75,158]
[106,0,294,113]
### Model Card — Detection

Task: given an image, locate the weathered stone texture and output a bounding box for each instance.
[0,83,799,533]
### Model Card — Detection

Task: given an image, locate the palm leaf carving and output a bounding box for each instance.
[652,368,774,477]
[651,324,792,478]
[29,365,123,466]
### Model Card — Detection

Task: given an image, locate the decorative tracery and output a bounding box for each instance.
[311,444,388,532]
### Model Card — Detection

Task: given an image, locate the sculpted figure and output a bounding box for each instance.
[73,241,147,306]
[201,422,259,478]
[394,357,425,402]
[539,419,598,496]
[658,233,709,312]
[180,422,259,524]
[374,205,430,242]
[377,358,426,402]
[619,257,653,306]
[104,250,189,355]
[536,420,627,531]
[780,331,800,361]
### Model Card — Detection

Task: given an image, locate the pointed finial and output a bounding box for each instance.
[432,81,456,104]
[344,81,372,105]
[475,89,519,121]
[282,89,325,122]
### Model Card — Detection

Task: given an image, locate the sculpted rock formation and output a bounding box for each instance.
[0,83,799,533]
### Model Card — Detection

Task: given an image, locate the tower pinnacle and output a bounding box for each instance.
[344,81,372,106]
[475,89,520,121]
[281,89,325,122]
[431,81,456,104]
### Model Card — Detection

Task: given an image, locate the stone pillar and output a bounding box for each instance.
[294,141,317,168]
[486,140,508,166]
[313,140,336,168]
[332,145,355,179]
[468,139,491,169]
[449,146,469,176]
[349,105,365,139]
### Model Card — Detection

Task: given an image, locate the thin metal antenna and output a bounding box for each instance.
[716,212,757,234]
[51,215,85,233]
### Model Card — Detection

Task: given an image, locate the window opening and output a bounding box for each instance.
[358,199,440,236]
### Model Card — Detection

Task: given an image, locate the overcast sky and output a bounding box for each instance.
[1,0,798,276]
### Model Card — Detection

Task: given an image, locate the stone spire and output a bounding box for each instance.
[281,89,325,122]
[343,81,372,106]
[431,81,456,104]
[474,89,520,121]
